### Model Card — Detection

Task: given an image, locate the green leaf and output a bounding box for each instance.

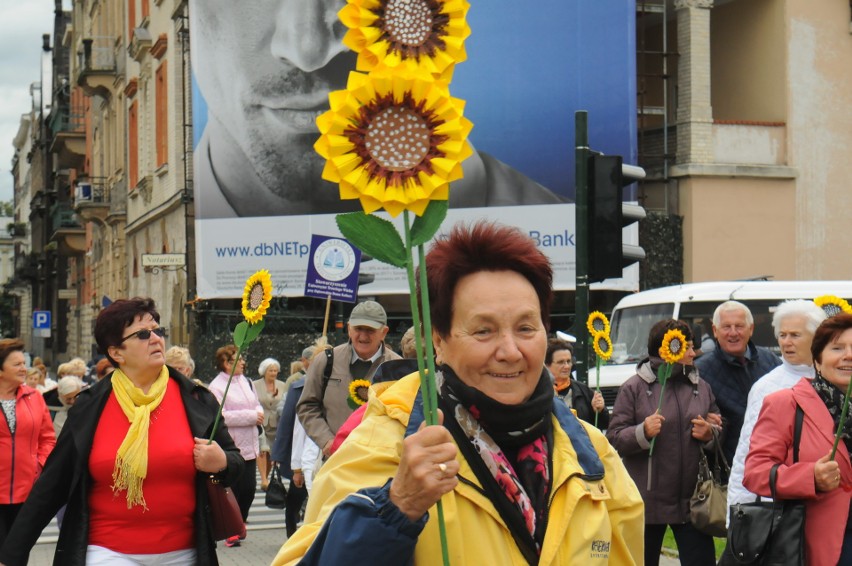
[410,201,448,247]
[233,321,248,348]
[244,318,265,344]
[336,212,407,268]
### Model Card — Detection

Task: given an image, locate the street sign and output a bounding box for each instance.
[141,253,186,267]
[33,311,51,338]
[57,289,76,300]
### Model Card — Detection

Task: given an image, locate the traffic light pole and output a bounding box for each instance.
[574,111,590,385]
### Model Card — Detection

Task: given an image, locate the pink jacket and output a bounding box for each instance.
[744,378,852,566]
[208,372,263,460]
[0,385,56,504]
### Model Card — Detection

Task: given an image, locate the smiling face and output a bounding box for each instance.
[191,0,356,208]
[264,365,281,381]
[108,314,166,378]
[777,314,814,366]
[713,308,754,357]
[815,328,852,390]
[434,270,547,406]
[348,325,389,360]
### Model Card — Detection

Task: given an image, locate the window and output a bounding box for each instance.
[155,61,168,167]
[128,100,138,188]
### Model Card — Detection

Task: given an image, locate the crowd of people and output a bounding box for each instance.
[0,222,850,565]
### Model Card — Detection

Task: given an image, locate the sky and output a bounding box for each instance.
[0,1,58,204]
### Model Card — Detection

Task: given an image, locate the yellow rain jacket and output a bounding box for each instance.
[272,374,644,565]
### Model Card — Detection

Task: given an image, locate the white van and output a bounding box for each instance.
[595,281,852,407]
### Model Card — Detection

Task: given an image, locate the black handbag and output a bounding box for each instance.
[727,405,805,565]
[265,464,287,510]
[690,427,730,538]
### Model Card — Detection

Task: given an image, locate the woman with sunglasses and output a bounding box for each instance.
[0,298,244,566]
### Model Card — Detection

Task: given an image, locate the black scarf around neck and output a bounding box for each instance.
[439,364,553,448]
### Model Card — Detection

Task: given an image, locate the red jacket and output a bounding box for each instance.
[744,378,852,566]
[0,385,56,504]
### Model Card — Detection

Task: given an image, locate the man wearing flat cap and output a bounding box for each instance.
[297,301,401,458]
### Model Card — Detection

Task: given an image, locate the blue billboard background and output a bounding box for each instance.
[449,0,637,199]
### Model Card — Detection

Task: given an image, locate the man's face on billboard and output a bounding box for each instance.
[191,0,356,203]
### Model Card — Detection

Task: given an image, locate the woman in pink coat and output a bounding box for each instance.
[744,313,852,566]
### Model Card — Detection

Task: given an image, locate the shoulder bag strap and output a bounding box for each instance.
[769,404,804,499]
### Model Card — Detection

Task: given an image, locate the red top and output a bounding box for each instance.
[88,379,196,554]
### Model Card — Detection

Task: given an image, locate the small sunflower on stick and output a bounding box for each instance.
[586,312,612,428]
[208,270,272,443]
[647,327,687,458]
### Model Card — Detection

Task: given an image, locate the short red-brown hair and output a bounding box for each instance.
[0,339,25,369]
[423,222,553,337]
[811,313,852,364]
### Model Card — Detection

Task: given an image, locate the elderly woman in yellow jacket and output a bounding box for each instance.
[272,222,644,566]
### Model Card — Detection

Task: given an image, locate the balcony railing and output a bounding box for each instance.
[49,104,86,136]
[50,201,82,231]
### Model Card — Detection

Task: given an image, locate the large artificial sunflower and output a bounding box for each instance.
[339,0,471,80]
[659,329,687,365]
[814,295,852,318]
[315,71,473,216]
[586,311,611,336]
[592,331,613,361]
[241,270,272,324]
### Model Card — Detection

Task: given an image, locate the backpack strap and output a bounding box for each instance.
[320,348,334,404]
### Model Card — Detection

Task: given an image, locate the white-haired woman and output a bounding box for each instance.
[254,358,286,490]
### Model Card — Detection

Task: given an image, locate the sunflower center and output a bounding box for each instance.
[669,339,682,354]
[824,304,842,317]
[365,106,431,172]
[383,0,433,47]
[249,284,264,310]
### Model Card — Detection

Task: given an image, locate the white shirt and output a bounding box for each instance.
[291,416,321,493]
[727,359,814,519]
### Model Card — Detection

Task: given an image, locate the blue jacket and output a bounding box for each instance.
[695,340,780,462]
[271,377,304,479]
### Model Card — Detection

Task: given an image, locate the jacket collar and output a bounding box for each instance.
[636,357,700,385]
[715,339,759,365]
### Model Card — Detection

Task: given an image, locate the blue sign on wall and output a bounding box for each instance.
[33,311,51,329]
[304,235,362,304]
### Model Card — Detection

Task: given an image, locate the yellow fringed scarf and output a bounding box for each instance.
[110,365,169,510]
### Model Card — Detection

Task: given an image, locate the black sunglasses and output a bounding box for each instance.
[120,327,166,343]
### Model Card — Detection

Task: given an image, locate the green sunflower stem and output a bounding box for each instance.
[402,212,450,566]
[648,364,672,458]
[830,373,852,460]
[594,357,601,428]
[208,346,243,445]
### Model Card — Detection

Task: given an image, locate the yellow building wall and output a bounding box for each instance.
[680,176,796,282]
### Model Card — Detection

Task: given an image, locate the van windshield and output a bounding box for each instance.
[608,303,674,364]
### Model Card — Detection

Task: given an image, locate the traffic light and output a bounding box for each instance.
[588,154,646,283]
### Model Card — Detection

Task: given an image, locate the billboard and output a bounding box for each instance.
[190,0,638,298]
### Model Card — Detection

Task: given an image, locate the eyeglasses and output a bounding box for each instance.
[120,327,166,343]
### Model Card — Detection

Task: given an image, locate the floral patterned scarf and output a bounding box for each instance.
[437,366,553,561]
[812,372,852,453]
